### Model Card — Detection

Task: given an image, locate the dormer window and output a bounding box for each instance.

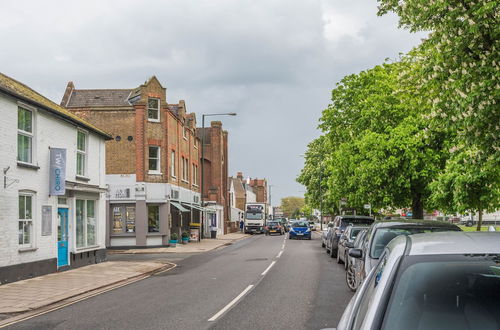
[148,98,160,122]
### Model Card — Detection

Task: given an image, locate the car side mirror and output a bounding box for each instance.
[349,248,363,259]
[346,242,354,248]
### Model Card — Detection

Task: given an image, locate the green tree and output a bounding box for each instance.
[317,59,447,219]
[280,196,305,218]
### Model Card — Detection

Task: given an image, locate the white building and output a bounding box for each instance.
[0,72,111,284]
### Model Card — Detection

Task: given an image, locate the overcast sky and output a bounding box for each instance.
[1,0,424,206]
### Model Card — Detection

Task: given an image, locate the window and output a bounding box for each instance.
[148,146,160,173]
[19,194,33,246]
[76,131,87,176]
[183,127,188,140]
[76,199,97,248]
[148,205,160,233]
[112,205,135,234]
[192,164,198,186]
[182,157,189,182]
[194,138,199,149]
[148,98,160,121]
[18,107,34,163]
[170,150,176,178]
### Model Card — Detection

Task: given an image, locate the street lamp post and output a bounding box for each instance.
[200,112,237,239]
[268,184,274,219]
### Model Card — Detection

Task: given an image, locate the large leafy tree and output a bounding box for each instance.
[378,0,499,164]
[378,0,499,227]
[317,59,447,218]
[280,196,305,218]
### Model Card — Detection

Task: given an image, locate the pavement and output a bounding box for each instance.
[108,232,249,254]
[0,232,249,324]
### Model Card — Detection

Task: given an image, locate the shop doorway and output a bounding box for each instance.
[57,208,69,267]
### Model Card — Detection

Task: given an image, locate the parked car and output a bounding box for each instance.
[288,220,312,240]
[326,215,375,258]
[346,220,461,293]
[337,225,368,268]
[264,221,284,236]
[274,218,288,232]
[308,221,316,231]
[345,229,368,292]
[321,223,334,248]
[337,232,500,330]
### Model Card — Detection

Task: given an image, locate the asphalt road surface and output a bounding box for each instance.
[6,232,354,330]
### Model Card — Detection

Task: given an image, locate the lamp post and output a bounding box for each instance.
[200,112,237,239]
[268,184,274,219]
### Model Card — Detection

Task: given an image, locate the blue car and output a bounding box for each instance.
[288,221,312,240]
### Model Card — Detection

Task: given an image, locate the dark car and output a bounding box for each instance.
[274,218,289,232]
[346,219,462,292]
[265,221,284,235]
[288,220,312,240]
[337,225,368,268]
[326,215,375,258]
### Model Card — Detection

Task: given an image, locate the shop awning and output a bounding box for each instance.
[182,203,203,211]
[170,201,190,212]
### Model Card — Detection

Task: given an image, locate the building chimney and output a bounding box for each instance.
[237,172,243,180]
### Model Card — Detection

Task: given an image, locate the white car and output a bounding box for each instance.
[336,232,500,330]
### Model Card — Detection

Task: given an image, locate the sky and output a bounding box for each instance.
[0,0,425,206]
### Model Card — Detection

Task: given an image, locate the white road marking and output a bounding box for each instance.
[261,261,277,276]
[207,285,254,322]
[276,250,283,258]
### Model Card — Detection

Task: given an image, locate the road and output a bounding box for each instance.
[6,233,354,330]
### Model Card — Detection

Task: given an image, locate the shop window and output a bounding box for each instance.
[112,205,136,233]
[18,193,34,246]
[76,199,97,248]
[148,205,160,233]
[17,106,34,164]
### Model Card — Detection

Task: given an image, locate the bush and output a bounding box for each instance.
[170,233,178,241]
[182,231,189,239]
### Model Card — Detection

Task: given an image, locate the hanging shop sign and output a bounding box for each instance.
[49,148,66,195]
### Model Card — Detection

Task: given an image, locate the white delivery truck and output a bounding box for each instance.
[244,202,267,234]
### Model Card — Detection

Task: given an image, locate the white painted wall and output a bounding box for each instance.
[0,92,107,268]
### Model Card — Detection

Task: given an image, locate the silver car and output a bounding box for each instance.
[347,220,461,291]
[337,225,368,268]
[336,232,500,330]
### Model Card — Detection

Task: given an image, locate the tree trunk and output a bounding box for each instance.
[476,208,483,231]
[412,192,424,219]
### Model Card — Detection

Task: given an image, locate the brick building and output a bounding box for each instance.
[0,72,111,283]
[61,76,202,247]
[248,178,268,204]
[197,122,232,234]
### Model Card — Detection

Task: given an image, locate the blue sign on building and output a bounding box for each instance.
[49,148,66,196]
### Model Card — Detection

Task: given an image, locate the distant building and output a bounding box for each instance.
[197,121,230,234]
[0,72,111,284]
[61,76,202,247]
[248,178,268,204]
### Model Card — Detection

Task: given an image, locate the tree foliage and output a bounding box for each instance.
[280,196,305,218]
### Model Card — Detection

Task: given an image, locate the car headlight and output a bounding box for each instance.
[306,228,311,232]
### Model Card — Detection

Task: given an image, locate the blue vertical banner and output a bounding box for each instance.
[49,148,66,195]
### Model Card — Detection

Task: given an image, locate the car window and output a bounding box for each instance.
[292,221,308,228]
[381,254,500,330]
[350,228,362,239]
[353,230,367,248]
[352,251,389,329]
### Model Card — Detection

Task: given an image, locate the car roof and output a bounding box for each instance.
[338,215,374,220]
[371,219,460,230]
[388,232,500,255]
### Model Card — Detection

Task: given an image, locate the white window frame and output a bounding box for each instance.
[170,150,176,178]
[75,199,98,249]
[18,192,35,248]
[181,157,189,183]
[76,129,88,178]
[148,146,161,174]
[17,104,36,165]
[147,98,160,122]
[192,164,198,187]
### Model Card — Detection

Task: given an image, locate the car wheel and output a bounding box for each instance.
[346,265,357,292]
[337,249,343,264]
[321,241,325,248]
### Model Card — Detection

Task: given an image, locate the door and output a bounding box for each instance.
[57,208,69,267]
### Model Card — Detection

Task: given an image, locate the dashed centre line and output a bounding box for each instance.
[208,284,254,322]
[261,261,276,276]
[276,250,283,258]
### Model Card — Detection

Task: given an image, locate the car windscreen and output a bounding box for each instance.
[340,218,374,229]
[246,212,263,220]
[292,221,309,228]
[370,227,459,259]
[267,222,278,226]
[381,254,500,330]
